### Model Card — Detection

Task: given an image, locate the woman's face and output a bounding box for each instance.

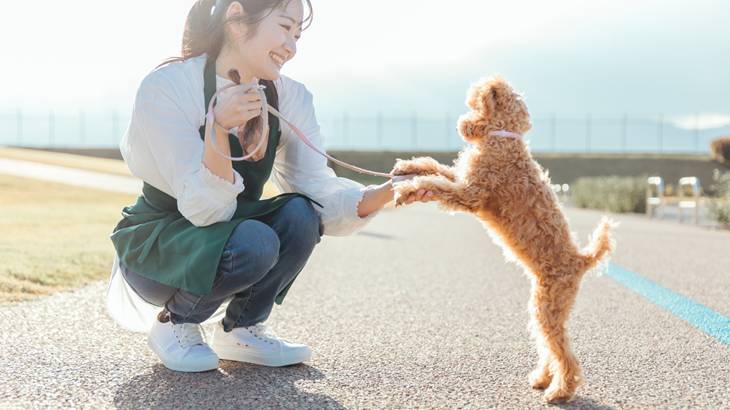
[226,0,304,81]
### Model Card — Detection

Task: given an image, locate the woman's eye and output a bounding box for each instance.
[280,24,300,40]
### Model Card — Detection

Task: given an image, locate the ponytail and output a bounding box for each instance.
[156,0,313,69]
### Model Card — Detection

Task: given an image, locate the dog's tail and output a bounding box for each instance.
[580,216,618,273]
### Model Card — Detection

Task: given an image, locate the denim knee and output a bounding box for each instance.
[276,197,323,247]
[222,220,280,284]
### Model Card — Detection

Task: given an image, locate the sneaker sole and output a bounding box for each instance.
[147,338,219,373]
[212,344,311,367]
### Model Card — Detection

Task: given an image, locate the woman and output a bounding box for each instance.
[107,0,433,373]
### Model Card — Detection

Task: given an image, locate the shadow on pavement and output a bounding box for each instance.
[113,362,344,409]
[356,230,396,240]
[557,395,616,410]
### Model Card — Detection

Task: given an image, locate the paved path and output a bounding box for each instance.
[0,158,141,194]
[1,161,729,409]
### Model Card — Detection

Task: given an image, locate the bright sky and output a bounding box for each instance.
[1,0,729,125]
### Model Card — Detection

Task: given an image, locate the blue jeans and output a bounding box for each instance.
[121,197,322,331]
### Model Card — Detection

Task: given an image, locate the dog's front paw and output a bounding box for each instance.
[391,158,419,176]
[392,180,417,206]
[391,157,439,176]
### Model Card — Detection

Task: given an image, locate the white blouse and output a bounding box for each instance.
[107,54,380,332]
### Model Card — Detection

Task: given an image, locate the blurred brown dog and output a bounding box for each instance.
[391,76,616,403]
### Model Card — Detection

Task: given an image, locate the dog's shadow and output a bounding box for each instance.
[113,361,344,409]
[555,396,615,410]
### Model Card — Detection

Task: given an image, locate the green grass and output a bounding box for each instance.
[0,147,284,303]
[709,171,730,226]
[571,175,648,214]
[0,174,137,303]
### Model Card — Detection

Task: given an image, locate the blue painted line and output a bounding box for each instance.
[606,263,730,346]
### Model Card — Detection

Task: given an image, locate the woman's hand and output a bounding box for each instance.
[213,85,263,130]
[391,174,434,205]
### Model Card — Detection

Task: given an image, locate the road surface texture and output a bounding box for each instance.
[1,160,729,409]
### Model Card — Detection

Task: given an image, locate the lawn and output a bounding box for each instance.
[0,174,137,303]
[0,148,283,302]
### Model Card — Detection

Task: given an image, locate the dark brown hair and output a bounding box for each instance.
[159,0,313,68]
[155,0,313,151]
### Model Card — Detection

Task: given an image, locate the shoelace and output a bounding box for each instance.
[173,323,206,348]
[248,322,279,343]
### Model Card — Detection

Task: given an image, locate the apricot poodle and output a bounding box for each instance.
[391,76,616,403]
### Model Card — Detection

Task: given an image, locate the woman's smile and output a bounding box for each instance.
[269,52,286,68]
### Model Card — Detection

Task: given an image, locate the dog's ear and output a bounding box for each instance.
[467,75,514,116]
[484,76,515,114]
[466,78,495,115]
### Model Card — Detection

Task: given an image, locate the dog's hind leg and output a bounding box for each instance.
[528,291,553,390]
[529,276,583,403]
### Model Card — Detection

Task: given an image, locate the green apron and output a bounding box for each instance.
[110,55,319,304]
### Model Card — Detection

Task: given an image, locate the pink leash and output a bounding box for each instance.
[206,70,523,178]
[206,70,392,178]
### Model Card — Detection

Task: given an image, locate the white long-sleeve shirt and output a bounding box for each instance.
[107,54,380,332]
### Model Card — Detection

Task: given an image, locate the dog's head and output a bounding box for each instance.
[457,76,531,144]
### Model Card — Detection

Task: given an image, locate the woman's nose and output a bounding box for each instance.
[283,39,296,59]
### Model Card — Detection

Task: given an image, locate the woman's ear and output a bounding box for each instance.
[225,1,248,38]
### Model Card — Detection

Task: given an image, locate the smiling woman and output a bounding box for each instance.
[159,0,313,152]
[106,0,418,374]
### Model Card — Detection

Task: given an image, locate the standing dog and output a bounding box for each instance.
[391,76,616,403]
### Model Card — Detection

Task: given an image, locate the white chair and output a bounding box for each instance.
[551,183,571,203]
[678,177,701,224]
[646,176,664,218]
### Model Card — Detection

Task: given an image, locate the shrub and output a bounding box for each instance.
[708,170,730,226]
[571,175,647,213]
[710,136,730,165]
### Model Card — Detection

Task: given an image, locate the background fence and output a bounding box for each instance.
[1,108,728,154]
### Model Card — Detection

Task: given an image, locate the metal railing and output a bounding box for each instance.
[2,108,727,154]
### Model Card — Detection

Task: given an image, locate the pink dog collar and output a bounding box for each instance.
[488,130,523,139]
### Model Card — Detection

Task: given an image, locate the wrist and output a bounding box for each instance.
[356,181,394,218]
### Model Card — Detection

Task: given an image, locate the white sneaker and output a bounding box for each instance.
[210,321,312,367]
[147,310,219,372]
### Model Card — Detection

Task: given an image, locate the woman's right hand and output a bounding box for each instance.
[212,84,263,130]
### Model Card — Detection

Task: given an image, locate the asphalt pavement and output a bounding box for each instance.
[1,160,729,409]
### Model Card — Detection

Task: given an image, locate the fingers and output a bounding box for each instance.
[240,89,263,116]
[243,89,262,103]
[403,189,434,204]
[238,90,261,105]
[244,102,264,114]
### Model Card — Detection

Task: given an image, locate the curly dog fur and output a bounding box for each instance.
[391,76,616,404]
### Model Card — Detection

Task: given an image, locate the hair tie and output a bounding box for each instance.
[210,0,221,17]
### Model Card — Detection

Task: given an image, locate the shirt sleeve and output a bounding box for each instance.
[121,72,246,227]
[271,77,381,236]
